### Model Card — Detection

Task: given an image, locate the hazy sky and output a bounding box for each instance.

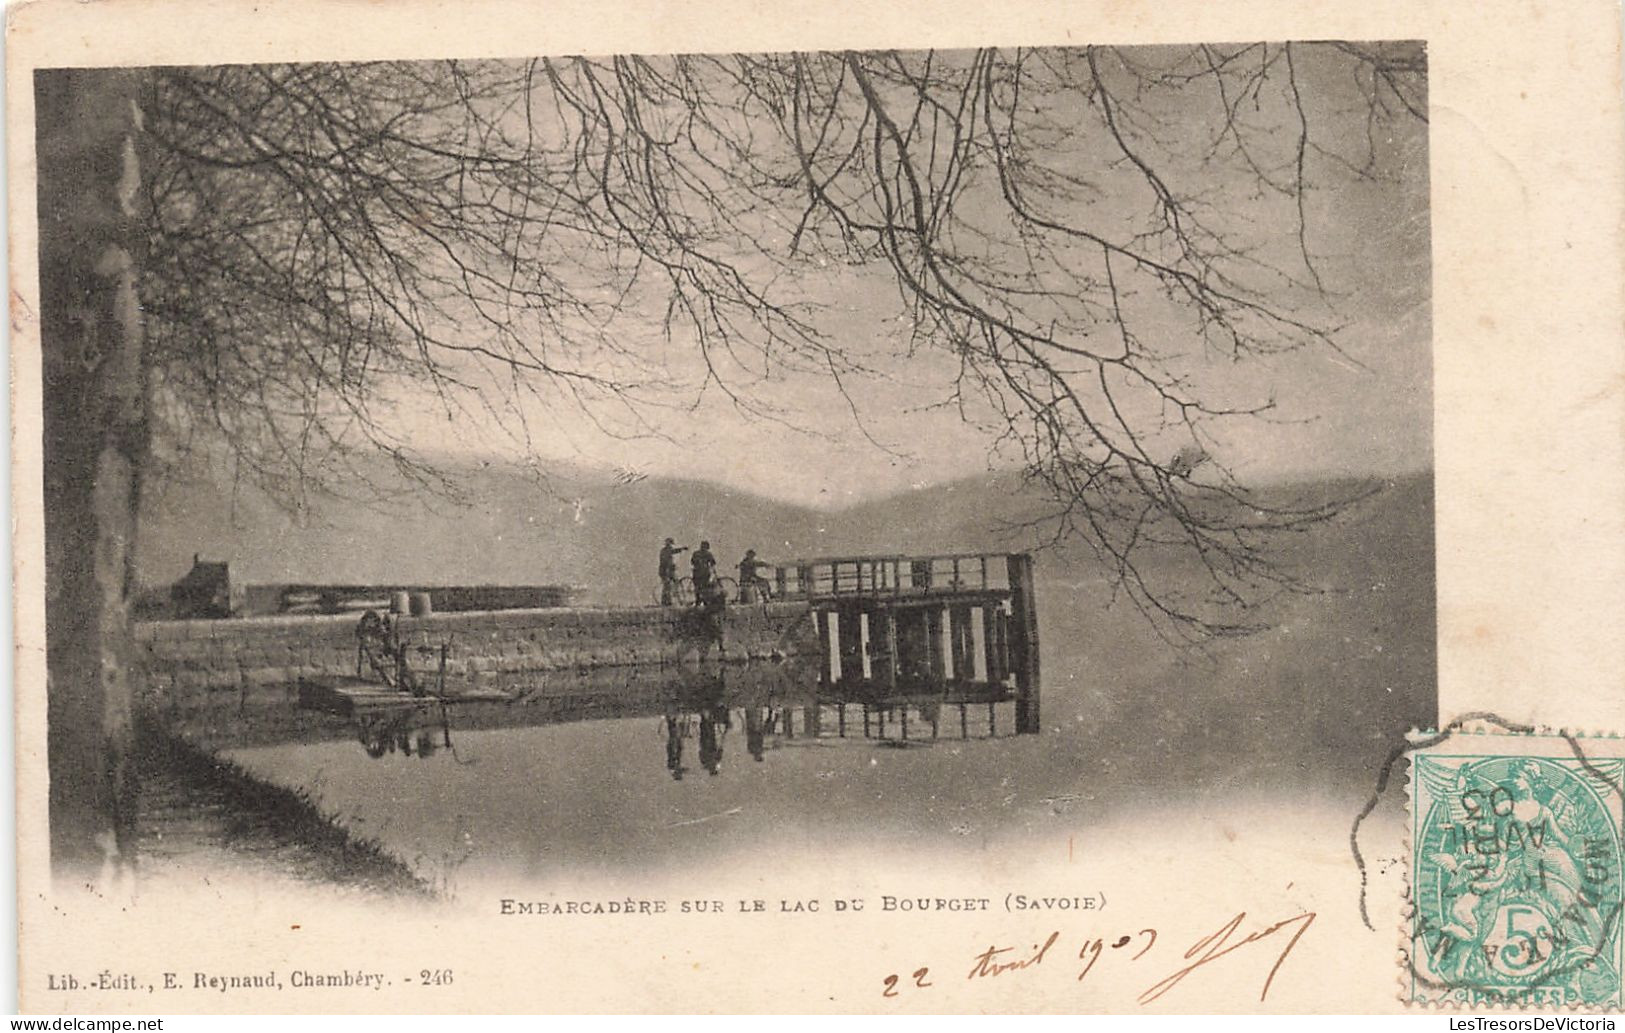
[398,46,1431,509]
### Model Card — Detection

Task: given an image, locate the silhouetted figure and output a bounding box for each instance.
[745,707,767,762]
[356,609,396,684]
[690,540,717,601]
[664,707,690,781]
[698,582,728,654]
[658,538,689,606]
[737,549,772,602]
[359,719,390,759]
[698,703,729,776]
[355,608,427,695]
[355,707,451,761]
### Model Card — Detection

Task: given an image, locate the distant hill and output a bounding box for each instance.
[137,459,869,606]
[135,457,1430,613]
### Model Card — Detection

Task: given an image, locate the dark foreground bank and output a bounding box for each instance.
[134,714,430,896]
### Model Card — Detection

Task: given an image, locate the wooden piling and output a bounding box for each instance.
[895,609,928,684]
[950,605,975,682]
[925,607,946,681]
[981,604,1001,683]
[1007,553,1041,734]
[878,611,899,690]
[817,610,833,689]
[837,609,864,685]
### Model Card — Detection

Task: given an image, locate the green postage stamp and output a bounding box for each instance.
[1408,730,1624,1008]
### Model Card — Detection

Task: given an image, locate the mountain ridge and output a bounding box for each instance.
[136,457,1431,612]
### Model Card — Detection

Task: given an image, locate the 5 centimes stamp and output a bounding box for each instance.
[1407,730,1624,1009]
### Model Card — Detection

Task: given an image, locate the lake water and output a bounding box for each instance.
[222,561,1437,897]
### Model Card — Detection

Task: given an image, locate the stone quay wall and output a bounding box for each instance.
[134,602,818,710]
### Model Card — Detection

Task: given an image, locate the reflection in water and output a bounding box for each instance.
[330,660,1019,781]
[745,707,769,763]
[664,712,688,780]
[661,676,736,780]
[356,704,452,760]
[698,703,728,776]
[219,656,1032,889]
[214,544,1437,888]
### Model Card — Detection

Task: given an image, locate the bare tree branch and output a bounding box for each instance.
[137,42,1427,639]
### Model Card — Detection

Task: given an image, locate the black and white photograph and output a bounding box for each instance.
[11,2,1620,1014]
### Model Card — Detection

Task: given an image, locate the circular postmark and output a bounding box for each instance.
[1410,754,1623,1007]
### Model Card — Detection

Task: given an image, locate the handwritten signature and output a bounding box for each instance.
[1137,910,1315,1005]
[881,909,1316,1006]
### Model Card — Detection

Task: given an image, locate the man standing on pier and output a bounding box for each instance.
[659,538,689,606]
[690,540,718,603]
[737,549,772,602]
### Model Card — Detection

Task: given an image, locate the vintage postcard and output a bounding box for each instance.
[7,0,1623,1015]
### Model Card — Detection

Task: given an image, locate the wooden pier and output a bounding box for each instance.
[270,551,1042,743]
[772,552,1041,735]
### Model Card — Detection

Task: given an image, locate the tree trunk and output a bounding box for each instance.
[35,69,149,877]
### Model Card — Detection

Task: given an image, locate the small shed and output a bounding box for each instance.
[170,555,233,619]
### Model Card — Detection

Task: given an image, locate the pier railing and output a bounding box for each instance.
[767,552,1012,602]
